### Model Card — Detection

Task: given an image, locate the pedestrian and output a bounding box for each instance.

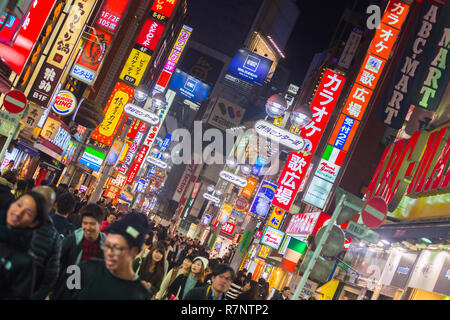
[257,278,270,300]
[226,269,246,300]
[167,256,207,300]
[183,263,235,300]
[100,211,117,231]
[236,280,259,300]
[50,203,105,299]
[133,242,166,298]
[0,169,17,209]
[56,212,152,299]
[0,191,48,299]
[1,159,14,175]
[50,192,76,236]
[155,254,194,300]
[14,179,27,199]
[245,272,253,283]
[30,186,62,300]
[271,286,291,300]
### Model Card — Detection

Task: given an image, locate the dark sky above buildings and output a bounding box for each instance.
[284,0,357,85]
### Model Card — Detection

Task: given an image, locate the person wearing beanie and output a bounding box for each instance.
[55,212,151,300]
[167,256,208,300]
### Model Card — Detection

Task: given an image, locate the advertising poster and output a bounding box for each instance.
[168,69,211,106]
[80,146,106,172]
[261,225,285,250]
[207,97,245,131]
[227,48,273,86]
[249,180,277,219]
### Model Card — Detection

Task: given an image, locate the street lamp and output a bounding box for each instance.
[151,91,166,112]
[265,93,288,118]
[291,102,313,129]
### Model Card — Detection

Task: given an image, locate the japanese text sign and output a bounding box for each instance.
[272,70,346,211]
[267,207,286,229]
[151,0,178,19]
[221,222,236,235]
[342,83,374,121]
[96,0,130,33]
[120,48,152,86]
[241,177,258,198]
[328,114,360,152]
[91,82,134,146]
[136,18,165,52]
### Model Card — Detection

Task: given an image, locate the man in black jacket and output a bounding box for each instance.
[183,264,235,300]
[0,169,17,209]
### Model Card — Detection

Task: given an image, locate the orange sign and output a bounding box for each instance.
[342,83,374,121]
[355,53,386,91]
[328,114,360,152]
[381,0,409,30]
[241,177,257,198]
[368,23,399,61]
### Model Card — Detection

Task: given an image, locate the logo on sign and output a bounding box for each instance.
[244,55,260,72]
[52,91,77,115]
[185,77,198,92]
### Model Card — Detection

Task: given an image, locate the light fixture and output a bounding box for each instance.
[226,158,237,168]
[151,91,166,111]
[215,189,223,196]
[207,185,215,193]
[134,88,148,102]
[381,239,390,245]
[291,102,313,129]
[421,237,432,244]
[265,93,288,118]
[162,152,170,160]
[240,164,252,175]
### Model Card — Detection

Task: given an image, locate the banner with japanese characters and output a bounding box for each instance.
[28,0,97,105]
[90,82,134,148]
[272,69,346,211]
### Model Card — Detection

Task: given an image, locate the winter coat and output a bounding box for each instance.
[182,285,228,300]
[0,177,15,210]
[0,209,35,299]
[50,228,106,299]
[29,220,62,299]
[154,266,187,300]
[167,273,204,299]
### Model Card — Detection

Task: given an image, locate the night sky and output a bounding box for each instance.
[284,0,358,86]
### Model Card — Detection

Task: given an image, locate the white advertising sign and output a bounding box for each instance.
[203,193,220,204]
[303,176,333,209]
[316,159,340,183]
[124,103,159,125]
[172,163,197,202]
[219,170,247,188]
[261,225,285,250]
[147,156,167,169]
[254,120,305,151]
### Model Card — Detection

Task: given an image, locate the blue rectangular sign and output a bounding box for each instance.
[334,116,356,150]
[227,49,273,86]
[169,69,211,106]
[249,180,278,219]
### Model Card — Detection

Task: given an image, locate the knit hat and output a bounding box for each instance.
[193,256,209,269]
[105,212,149,250]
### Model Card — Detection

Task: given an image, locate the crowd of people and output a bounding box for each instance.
[0,168,291,300]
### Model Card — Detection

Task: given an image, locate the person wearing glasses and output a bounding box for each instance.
[183,263,235,300]
[50,204,106,299]
[56,212,151,300]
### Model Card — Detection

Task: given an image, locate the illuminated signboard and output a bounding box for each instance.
[151,0,178,18]
[0,0,55,75]
[249,180,278,219]
[96,0,130,33]
[241,177,258,198]
[91,82,135,146]
[272,69,346,211]
[168,69,211,106]
[136,18,165,51]
[308,0,410,210]
[221,222,236,235]
[80,146,106,172]
[154,25,192,92]
[261,225,285,250]
[227,48,273,86]
[267,207,286,229]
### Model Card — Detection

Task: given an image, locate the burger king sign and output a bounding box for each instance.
[52,91,77,116]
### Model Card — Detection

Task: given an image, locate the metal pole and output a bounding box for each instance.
[292,193,346,300]
[0,121,20,163]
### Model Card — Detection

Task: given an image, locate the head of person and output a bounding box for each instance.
[191,256,208,282]
[2,169,17,186]
[16,180,27,192]
[210,264,235,297]
[25,179,35,192]
[6,191,48,229]
[104,212,149,274]
[32,185,56,215]
[242,280,259,299]
[56,192,76,217]
[182,254,195,273]
[106,212,117,224]
[7,160,14,168]
[140,242,166,282]
[80,203,104,242]
[40,180,49,186]
[149,242,166,263]
[282,286,291,298]
[235,270,246,285]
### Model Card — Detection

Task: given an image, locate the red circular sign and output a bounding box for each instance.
[361,197,388,229]
[3,90,27,114]
[235,196,248,211]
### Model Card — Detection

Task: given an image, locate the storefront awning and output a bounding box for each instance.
[375,219,450,243]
